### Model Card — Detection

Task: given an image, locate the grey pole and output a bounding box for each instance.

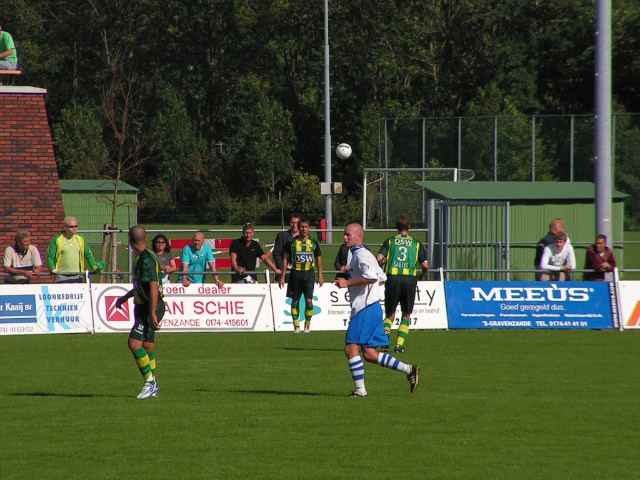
[493,116,498,182]
[323,0,333,243]
[595,0,612,241]
[570,115,575,182]
[531,116,536,182]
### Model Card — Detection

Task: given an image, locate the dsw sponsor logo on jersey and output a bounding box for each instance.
[471,285,591,302]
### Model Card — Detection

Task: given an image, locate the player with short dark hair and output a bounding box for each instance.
[377,213,429,353]
[273,213,301,283]
[279,217,323,333]
[116,225,165,399]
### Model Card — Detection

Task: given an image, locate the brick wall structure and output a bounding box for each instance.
[0,86,66,278]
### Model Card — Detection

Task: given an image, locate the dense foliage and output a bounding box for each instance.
[5,0,640,224]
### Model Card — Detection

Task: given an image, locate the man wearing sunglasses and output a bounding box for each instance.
[46,216,99,283]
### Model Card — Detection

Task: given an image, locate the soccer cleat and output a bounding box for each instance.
[151,382,159,397]
[304,327,311,334]
[394,344,405,354]
[293,327,301,334]
[381,331,390,351]
[137,381,156,399]
[348,389,367,397]
[407,365,420,393]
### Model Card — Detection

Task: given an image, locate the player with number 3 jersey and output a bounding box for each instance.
[377,213,429,353]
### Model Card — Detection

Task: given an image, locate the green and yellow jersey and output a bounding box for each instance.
[378,234,428,276]
[286,236,322,272]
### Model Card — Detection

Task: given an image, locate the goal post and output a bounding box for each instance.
[362,168,474,230]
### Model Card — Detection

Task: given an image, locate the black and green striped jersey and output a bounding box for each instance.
[133,249,163,305]
[378,234,428,276]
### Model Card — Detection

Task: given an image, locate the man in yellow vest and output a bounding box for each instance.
[46,216,99,283]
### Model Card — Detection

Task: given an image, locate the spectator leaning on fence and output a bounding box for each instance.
[539,232,576,281]
[0,22,18,70]
[229,223,280,284]
[3,231,42,284]
[46,216,99,283]
[180,231,223,288]
[534,218,571,281]
[151,234,177,284]
[583,234,616,282]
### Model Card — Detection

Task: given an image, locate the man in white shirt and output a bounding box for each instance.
[3,231,42,284]
[334,223,419,397]
[539,232,576,281]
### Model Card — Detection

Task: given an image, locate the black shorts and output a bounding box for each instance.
[286,269,315,302]
[129,300,165,343]
[384,275,418,317]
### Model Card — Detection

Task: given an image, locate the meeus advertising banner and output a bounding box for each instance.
[446,281,617,329]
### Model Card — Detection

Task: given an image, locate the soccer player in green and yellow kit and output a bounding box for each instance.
[116,225,165,399]
[377,214,429,353]
[279,218,324,333]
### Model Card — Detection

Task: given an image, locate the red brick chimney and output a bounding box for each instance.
[0,86,65,277]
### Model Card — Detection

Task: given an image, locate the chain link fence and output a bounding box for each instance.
[379,114,640,183]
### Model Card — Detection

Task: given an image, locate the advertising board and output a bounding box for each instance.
[271,281,448,332]
[446,281,617,329]
[0,284,92,335]
[616,281,640,330]
[92,283,274,333]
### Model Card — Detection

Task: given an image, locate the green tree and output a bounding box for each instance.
[282,172,323,220]
[52,102,108,179]
[223,74,296,198]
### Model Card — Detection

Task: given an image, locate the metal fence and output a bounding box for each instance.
[68,227,640,283]
[5,227,640,283]
[379,114,640,183]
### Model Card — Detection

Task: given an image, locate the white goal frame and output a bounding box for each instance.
[362,168,474,230]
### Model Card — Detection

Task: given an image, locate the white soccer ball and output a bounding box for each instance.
[336,143,352,160]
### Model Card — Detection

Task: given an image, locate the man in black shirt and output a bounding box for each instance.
[230,223,280,283]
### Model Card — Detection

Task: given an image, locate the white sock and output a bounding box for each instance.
[348,356,366,393]
[377,352,411,374]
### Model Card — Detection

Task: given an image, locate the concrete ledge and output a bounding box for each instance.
[0,86,47,94]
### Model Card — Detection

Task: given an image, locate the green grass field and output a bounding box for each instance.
[2,330,639,479]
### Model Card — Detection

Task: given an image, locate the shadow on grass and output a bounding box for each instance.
[281,347,343,352]
[10,392,120,398]
[195,388,338,397]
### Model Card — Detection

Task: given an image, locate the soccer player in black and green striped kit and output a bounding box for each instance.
[279,218,324,333]
[377,214,429,353]
[116,225,165,399]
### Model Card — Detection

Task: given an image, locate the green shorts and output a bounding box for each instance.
[384,275,418,317]
[286,269,315,302]
[129,300,165,343]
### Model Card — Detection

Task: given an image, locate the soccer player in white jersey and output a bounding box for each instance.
[335,223,419,397]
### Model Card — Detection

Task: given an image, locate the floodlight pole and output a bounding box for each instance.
[323,0,333,243]
[595,0,612,242]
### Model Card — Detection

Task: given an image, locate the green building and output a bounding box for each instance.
[416,181,628,280]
